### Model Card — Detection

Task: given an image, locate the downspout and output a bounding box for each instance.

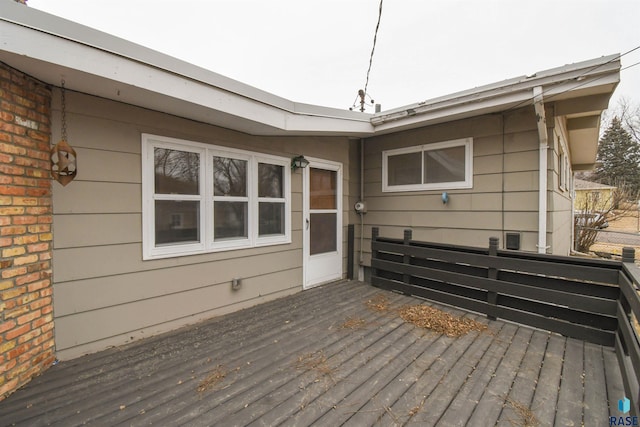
[359,138,365,280]
[533,86,549,254]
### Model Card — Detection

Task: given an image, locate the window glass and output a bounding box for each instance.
[259,202,285,236]
[214,157,247,196]
[387,152,421,186]
[383,138,472,192]
[143,135,290,259]
[258,163,283,198]
[424,146,465,183]
[214,201,248,240]
[155,200,199,244]
[310,168,337,209]
[154,148,199,194]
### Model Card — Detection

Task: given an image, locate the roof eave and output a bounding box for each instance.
[0,3,373,137]
[371,55,621,136]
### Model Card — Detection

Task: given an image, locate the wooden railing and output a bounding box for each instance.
[370,228,640,415]
[617,247,640,417]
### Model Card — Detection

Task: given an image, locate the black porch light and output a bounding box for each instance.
[291,155,310,171]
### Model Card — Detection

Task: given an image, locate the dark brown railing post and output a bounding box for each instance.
[487,237,499,320]
[620,247,635,357]
[347,224,355,280]
[403,229,412,287]
[371,227,379,279]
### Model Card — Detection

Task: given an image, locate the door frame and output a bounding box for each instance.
[302,157,343,289]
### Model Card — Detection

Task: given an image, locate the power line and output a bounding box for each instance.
[364,0,383,97]
[622,60,640,72]
[352,0,383,112]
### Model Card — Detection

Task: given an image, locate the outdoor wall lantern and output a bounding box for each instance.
[442,192,449,205]
[291,155,310,171]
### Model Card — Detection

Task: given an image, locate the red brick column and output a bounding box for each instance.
[0,63,55,399]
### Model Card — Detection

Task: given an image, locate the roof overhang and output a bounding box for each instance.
[0,2,373,137]
[371,55,619,136]
[370,55,619,168]
[0,2,621,145]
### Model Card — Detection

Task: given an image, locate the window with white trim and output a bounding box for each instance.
[142,134,290,259]
[382,138,473,192]
[558,144,568,191]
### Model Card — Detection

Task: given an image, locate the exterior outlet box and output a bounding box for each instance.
[354,201,367,213]
[231,278,241,290]
[506,233,521,250]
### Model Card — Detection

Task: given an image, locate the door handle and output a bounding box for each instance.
[306,218,310,230]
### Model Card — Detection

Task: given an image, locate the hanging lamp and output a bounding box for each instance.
[50,80,77,186]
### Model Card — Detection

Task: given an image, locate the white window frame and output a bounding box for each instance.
[382,138,473,192]
[142,134,291,260]
[559,144,568,192]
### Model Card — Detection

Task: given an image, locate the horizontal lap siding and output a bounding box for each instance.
[51,91,352,360]
[362,109,542,264]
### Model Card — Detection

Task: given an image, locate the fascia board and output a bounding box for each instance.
[1,2,295,111]
[372,55,621,128]
[0,5,373,135]
[371,90,533,134]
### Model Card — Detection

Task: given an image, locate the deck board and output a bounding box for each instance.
[0,280,623,426]
[531,334,565,425]
[555,338,585,427]
[495,330,547,426]
[584,342,609,426]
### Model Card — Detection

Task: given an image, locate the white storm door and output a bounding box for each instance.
[303,159,343,289]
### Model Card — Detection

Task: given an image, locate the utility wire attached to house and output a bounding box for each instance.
[351,0,383,112]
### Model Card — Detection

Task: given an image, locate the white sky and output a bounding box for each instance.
[25,0,640,112]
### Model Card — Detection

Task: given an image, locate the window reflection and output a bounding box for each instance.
[259,202,284,236]
[258,163,283,198]
[214,157,247,196]
[214,201,248,240]
[154,148,199,194]
[424,146,465,183]
[155,200,199,244]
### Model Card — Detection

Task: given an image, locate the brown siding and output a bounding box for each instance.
[361,108,543,261]
[0,63,55,399]
[548,124,573,255]
[50,91,353,359]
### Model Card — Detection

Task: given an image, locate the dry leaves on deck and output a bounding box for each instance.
[339,316,367,329]
[365,294,390,312]
[294,351,337,382]
[398,304,488,337]
[364,293,488,337]
[197,365,226,392]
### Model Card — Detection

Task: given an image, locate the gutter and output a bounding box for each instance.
[533,86,549,254]
[370,54,620,128]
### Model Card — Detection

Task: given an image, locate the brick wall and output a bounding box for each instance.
[0,63,55,399]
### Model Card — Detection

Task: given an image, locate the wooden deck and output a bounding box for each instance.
[0,280,625,426]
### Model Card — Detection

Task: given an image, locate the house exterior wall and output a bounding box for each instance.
[51,90,354,360]
[548,122,574,255]
[0,63,55,399]
[361,106,569,265]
